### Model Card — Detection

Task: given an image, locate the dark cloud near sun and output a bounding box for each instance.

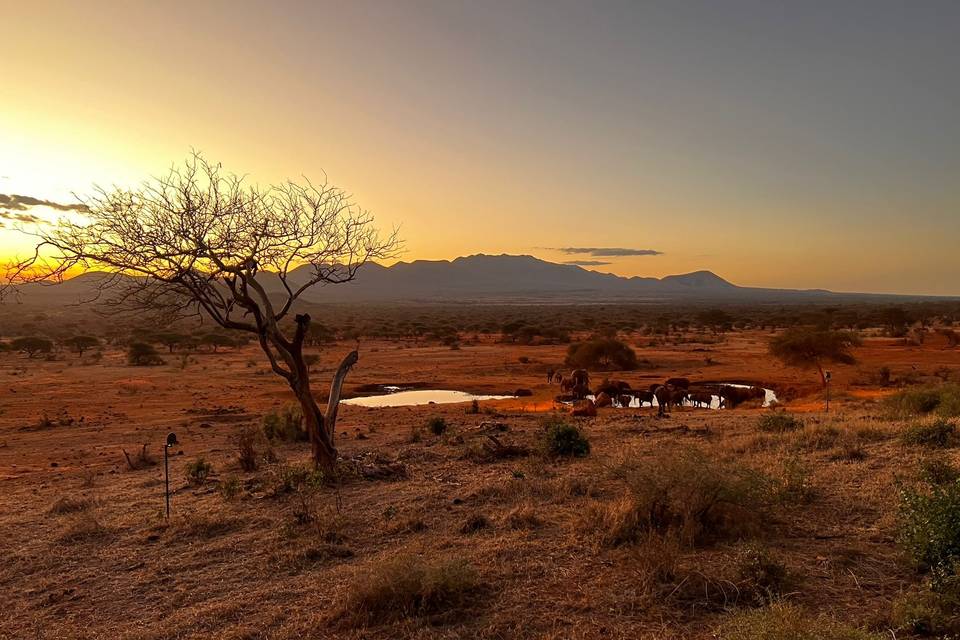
[0,193,88,213]
[563,260,611,266]
[555,247,663,257]
[0,211,46,224]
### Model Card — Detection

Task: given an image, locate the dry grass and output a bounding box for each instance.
[716,603,882,639]
[590,445,771,548]
[335,553,483,627]
[0,331,953,638]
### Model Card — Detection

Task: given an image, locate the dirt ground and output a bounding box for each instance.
[1,330,958,639]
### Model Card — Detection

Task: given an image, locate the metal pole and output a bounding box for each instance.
[825,378,830,414]
[164,444,170,519]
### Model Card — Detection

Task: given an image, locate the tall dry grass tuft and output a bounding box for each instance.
[590,446,771,548]
[336,554,483,627]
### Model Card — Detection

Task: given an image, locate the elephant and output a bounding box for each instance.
[666,377,691,390]
[547,369,555,384]
[554,372,563,384]
[560,378,574,394]
[689,391,714,408]
[670,388,689,408]
[633,390,655,407]
[595,379,631,398]
[719,385,766,408]
[654,385,672,416]
[570,369,590,388]
[617,394,633,408]
[571,383,592,400]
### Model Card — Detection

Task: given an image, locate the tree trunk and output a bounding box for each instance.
[289,349,359,471]
[292,382,337,472]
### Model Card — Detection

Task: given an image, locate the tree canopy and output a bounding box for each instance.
[4,154,398,469]
[769,327,861,386]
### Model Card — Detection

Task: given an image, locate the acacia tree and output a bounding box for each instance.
[769,327,861,387]
[64,335,100,356]
[5,155,398,470]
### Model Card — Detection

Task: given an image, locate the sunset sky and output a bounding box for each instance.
[2,0,958,295]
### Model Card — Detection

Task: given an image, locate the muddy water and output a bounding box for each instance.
[343,389,515,408]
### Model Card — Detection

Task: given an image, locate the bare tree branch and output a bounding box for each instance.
[3,153,400,469]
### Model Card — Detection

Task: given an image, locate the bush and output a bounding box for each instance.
[49,496,93,515]
[757,412,804,433]
[337,555,481,626]
[220,476,242,500]
[775,455,816,504]
[427,416,448,436]
[920,457,960,486]
[716,603,882,640]
[898,478,960,587]
[185,457,213,485]
[901,419,958,449]
[11,336,54,358]
[237,425,261,471]
[891,573,960,637]
[271,463,326,495]
[127,342,164,366]
[540,416,590,458]
[565,338,639,370]
[734,544,797,607]
[885,384,960,418]
[597,446,770,547]
[263,404,308,442]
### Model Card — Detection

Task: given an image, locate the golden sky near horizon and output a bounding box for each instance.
[2,1,959,295]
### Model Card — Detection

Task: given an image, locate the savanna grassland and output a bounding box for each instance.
[1,302,960,639]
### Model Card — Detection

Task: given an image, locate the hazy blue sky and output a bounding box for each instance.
[2,0,958,293]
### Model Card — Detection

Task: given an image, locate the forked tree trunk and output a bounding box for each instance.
[289,349,359,471]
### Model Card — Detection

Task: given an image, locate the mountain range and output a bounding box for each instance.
[9,254,941,306]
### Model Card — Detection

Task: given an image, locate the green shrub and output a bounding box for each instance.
[337,555,481,626]
[757,412,804,433]
[885,384,960,418]
[901,419,958,449]
[263,404,308,442]
[220,476,242,500]
[185,457,213,485]
[427,416,448,436]
[716,603,882,640]
[272,464,326,495]
[540,416,590,458]
[565,338,638,370]
[898,479,960,587]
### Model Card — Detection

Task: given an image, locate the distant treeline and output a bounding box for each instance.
[1,300,959,348]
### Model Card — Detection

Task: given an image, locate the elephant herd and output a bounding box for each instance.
[547,369,766,417]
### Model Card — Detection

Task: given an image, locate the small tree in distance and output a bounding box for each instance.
[64,335,100,356]
[11,336,54,358]
[4,154,398,470]
[127,342,164,366]
[769,327,861,387]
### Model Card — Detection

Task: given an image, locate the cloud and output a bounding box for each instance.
[0,211,45,224]
[555,247,663,257]
[0,193,87,213]
[563,260,611,266]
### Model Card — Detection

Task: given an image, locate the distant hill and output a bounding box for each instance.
[7,254,944,306]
